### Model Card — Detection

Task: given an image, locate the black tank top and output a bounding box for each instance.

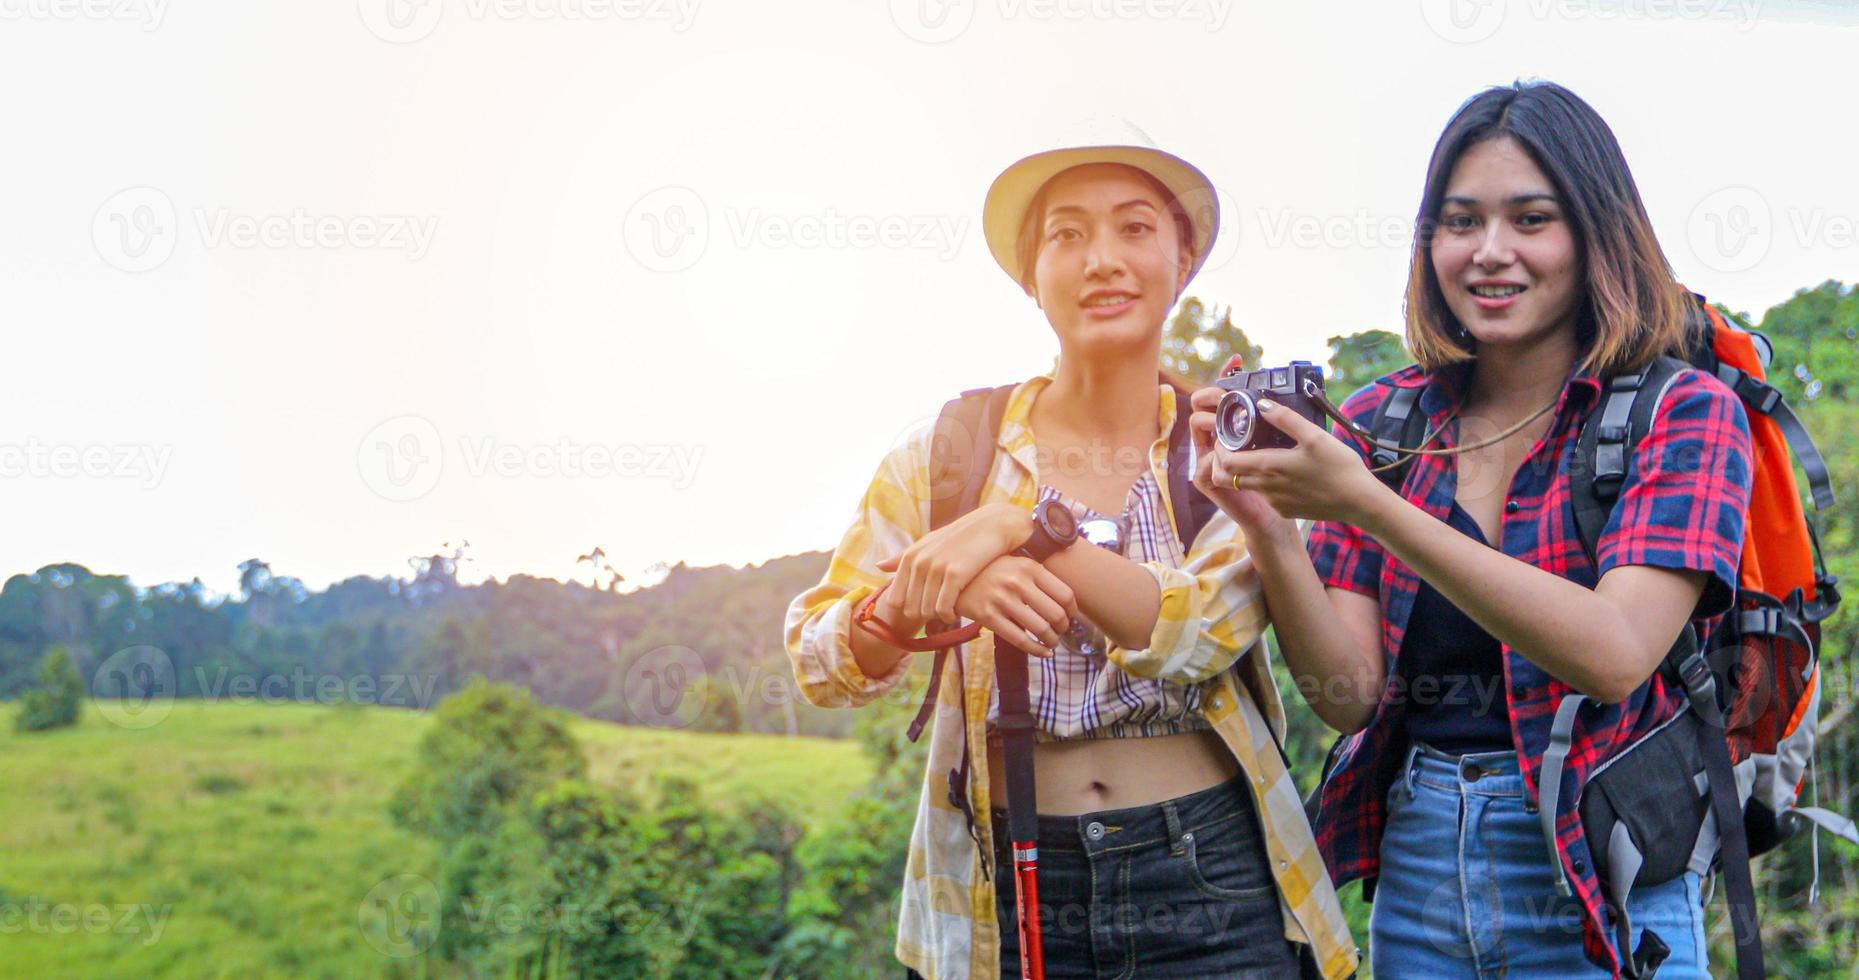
[1399,501,1512,755]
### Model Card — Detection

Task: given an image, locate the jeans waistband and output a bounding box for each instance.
[989,777,1256,855]
[1402,740,1527,800]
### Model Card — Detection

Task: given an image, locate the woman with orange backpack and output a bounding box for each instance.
[1192,80,1761,977]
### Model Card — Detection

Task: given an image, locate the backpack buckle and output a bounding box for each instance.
[1737,607,1783,638]
[1733,374,1783,415]
[1674,651,1719,713]
[1717,365,1784,416]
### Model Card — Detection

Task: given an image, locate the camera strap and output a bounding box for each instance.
[1305,379,1558,476]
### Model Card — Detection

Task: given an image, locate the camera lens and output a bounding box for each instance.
[1214,389,1257,452]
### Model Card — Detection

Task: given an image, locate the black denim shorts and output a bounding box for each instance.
[987,777,1304,979]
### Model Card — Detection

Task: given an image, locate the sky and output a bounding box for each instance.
[3,0,1856,596]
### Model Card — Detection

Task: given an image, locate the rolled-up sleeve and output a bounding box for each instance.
[1107,509,1269,686]
[783,428,929,708]
[1594,371,1752,620]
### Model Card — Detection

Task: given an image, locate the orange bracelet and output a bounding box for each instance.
[853,582,983,652]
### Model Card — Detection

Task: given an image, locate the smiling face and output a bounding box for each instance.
[1429,136,1584,355]
[1025,163,1192,357]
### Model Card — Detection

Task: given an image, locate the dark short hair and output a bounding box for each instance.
[1405,81,1686,377]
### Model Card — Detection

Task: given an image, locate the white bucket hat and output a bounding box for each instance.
[981,116,1220,292]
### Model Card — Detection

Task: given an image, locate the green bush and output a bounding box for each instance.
[13,646,84,732]
[394,682,809,978]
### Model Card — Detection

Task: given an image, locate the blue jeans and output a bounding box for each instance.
[989,777,1304,979]
[1371,742,1709,977]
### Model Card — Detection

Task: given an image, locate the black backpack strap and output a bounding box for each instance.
[1569,357,1685,567]
[1684,291,1834,511]
[1668,635,1768,980]
[1366,384,1426,490]
[1708,361,1836,512]
[1168,386,1218,550]
[907,385,1014,744]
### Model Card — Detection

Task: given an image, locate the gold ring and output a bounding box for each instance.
[1230,472,1242,492]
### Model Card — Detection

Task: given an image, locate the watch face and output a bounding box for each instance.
[1043,499,1077,538]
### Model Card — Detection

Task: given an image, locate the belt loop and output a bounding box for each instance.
[1403,743,1421,800]
[1164,801,1185,855]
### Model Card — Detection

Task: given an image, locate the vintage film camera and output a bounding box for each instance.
[1212,361,1330,451]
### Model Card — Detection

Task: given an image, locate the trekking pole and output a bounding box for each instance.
[994,639,1045,980]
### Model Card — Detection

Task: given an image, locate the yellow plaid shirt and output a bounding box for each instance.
[785,375,1359,980]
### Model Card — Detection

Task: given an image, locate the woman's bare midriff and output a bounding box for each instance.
[987,728,1242,815]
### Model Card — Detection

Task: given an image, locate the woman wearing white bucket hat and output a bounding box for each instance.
[786,119,1358,979]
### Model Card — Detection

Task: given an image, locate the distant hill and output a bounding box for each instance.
[0,550,850,738]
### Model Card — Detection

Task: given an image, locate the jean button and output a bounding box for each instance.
[1086,821,1106,841]
[1463,763,1484,782]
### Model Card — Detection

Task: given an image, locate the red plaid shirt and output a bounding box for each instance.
[1305,358,1752,975]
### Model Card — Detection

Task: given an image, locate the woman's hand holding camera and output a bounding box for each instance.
[1188,386,1391,531]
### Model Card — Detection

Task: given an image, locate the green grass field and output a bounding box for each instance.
[0,700,868,979]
